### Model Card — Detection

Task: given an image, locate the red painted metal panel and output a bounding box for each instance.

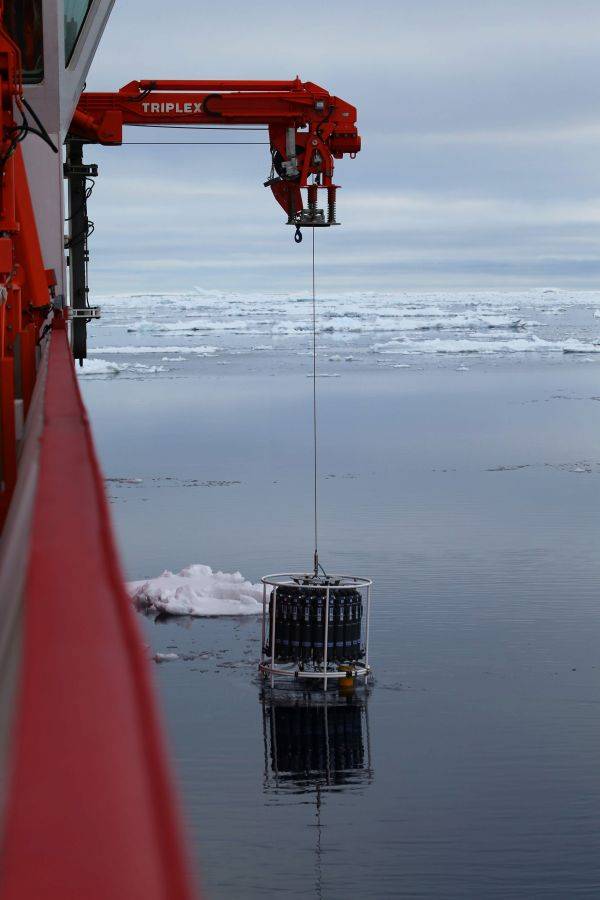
[0,357,16,522]
[13,147,53,309]
[18,325,35,414]
[0,321,199,900]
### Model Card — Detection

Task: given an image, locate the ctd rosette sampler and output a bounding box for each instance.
[259,573,372,689]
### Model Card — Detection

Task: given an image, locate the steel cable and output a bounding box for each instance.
[312,228,319,576]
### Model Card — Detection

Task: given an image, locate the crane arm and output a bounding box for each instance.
[71,78,361,235]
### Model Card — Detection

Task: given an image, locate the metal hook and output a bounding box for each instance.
[294,226,303,243]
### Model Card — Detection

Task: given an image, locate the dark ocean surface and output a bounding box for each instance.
[80,290,600,898]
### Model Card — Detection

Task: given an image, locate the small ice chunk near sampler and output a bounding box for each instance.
[129,564,263,616]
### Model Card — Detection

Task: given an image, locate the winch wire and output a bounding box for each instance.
[312,228,319,577]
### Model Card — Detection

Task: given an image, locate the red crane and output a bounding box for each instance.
[71,77,361,239]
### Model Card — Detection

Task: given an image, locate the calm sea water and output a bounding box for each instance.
[80,291,600,898]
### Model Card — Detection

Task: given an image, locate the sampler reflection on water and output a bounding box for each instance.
[260,687,373,792]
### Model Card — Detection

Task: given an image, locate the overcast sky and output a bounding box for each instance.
[85,0,600,295]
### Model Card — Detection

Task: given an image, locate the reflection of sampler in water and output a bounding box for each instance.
[260,689,373,792]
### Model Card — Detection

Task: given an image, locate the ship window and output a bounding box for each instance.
[64,0,93,65]
[3,0,44,83]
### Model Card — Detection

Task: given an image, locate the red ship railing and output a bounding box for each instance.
[0,321,198,899]
[0,14,199,899]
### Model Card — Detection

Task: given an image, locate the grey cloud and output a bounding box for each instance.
[83,1,600,292]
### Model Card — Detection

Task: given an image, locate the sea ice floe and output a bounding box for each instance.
[129,564,263,617]
[562,340,600,354]
[127,318,268,335]
[77,359,167,376]
[372,335,597,355]
[270,315,526,335]
[88,345,218,355]
[106,477,143,484]
[90,289,600,364]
